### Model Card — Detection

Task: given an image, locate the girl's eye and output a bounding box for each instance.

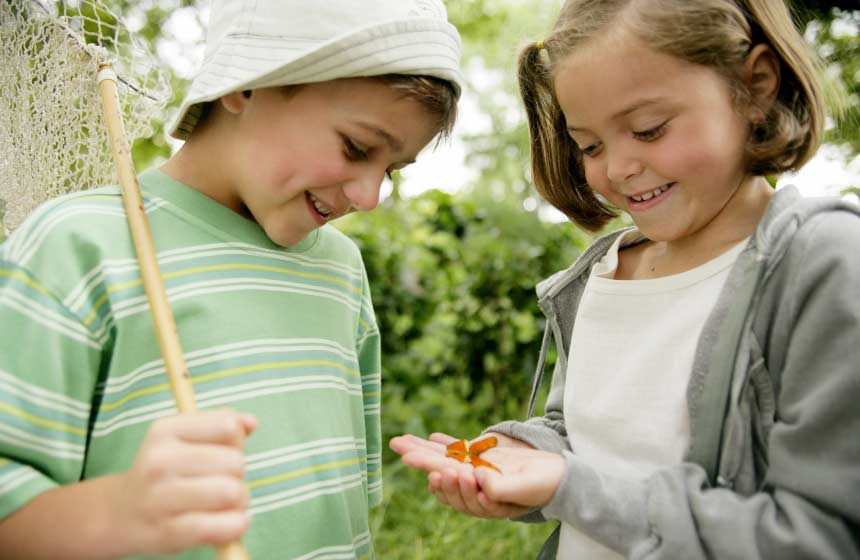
[344,137,368,161]
[385,170,394,180]
[633,122,668,141]
[580,143,602,157]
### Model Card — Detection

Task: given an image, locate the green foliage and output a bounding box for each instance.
[338,189,588,438]
[810,9,860,153]
[337,188,586,556]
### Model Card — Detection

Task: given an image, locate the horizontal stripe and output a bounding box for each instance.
[0,402,87,437]
[249,472,364,516]
[100,360,360,412]
[104,338,358,394]
[0,290,99,349]
[93,376,364,436]
[248,457,364,490]
[0,468,39,495]
[0,428,84,461]
[0,371,90,419]
[294,531,372,560]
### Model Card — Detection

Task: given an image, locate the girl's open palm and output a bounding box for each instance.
[389,433,565,519]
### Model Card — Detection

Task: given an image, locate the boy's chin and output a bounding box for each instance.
[267,229,312,247]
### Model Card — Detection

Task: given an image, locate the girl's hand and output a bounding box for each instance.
[113,409,257,555]
[389,433,564,519]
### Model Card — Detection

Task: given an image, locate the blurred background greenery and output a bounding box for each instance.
[3,1,859,557]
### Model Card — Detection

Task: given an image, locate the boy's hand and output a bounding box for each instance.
[389,433,564,519]
[114,409,256,555]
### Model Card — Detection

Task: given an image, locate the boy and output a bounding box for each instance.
[0,0,462,558]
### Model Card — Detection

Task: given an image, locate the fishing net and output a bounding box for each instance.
[0,0,171,231]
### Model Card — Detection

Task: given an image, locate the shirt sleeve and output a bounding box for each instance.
[0,257,102,520]
[355,263,382,508]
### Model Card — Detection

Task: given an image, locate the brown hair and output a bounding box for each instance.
[520,0,827,231]
[190,75,458,142]
[374,75,459,141]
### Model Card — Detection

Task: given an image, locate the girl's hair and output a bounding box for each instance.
[520,0,827,231]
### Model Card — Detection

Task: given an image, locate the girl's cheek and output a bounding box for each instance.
[583,161,607,194]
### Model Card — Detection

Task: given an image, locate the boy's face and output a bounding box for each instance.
[219,78,440,246]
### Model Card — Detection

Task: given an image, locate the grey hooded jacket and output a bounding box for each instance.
[487,186,860,559]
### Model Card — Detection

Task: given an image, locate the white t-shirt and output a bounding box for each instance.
[557,231,747,559]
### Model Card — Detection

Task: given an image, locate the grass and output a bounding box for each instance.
[371,460,555,559]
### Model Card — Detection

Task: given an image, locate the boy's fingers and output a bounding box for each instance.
[167,510,252,550]
[157,475,250,515]
[158,409,254,446]
[154,444,246,478]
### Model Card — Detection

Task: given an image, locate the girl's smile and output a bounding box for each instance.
[625,182,675,212]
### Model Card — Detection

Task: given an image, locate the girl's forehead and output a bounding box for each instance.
[553,43,718,127]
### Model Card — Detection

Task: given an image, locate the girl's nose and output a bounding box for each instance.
[605,146,644,185]
[343,169,385,212]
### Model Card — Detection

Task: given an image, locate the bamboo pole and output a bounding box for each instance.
[97,64,250,560]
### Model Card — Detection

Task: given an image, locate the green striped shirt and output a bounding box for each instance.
[0,169,382,559]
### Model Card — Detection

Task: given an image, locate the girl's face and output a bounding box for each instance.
[554,38,756,242]
[216,78,439,247]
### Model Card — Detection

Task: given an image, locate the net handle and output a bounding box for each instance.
[97,64,251,560]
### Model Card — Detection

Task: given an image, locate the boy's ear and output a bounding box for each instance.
[742,44,781,123]
[219,90,252,114]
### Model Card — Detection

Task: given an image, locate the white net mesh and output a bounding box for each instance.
[0,0,171,232]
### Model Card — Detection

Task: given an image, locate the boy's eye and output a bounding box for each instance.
[632,122,668,141]
[344,137,368,161]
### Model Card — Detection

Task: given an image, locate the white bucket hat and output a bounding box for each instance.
[168,0,464,140]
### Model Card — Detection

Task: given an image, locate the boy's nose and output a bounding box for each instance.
[343,169,385,212]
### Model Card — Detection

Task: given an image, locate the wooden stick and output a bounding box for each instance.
[97,64,250,560]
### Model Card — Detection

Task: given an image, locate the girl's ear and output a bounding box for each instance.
[219,90,252,114]
[742,44,781,123]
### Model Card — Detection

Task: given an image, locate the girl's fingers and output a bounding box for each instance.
[475,491,531,519]
[428,432,459,446]
[456,470,490,516]
[389,434,447,456]
[428,471,443,494]
[401,450,468,474]
[438,468,469,513]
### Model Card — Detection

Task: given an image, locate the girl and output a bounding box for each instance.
[390,0,860,558]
